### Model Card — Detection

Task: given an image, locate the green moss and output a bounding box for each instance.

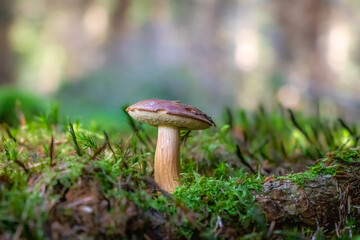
[173,170,265,237]
[0,179,48,239]
[335,148,360,162]
[1,104,360,239]
[278,160,337,185]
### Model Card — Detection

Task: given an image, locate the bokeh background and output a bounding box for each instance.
[1,0,360,129]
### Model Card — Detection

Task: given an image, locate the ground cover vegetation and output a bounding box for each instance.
[0,103,360,239]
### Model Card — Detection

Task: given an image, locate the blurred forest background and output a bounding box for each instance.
[1,0,360,129]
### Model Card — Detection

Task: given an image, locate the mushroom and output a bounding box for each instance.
[126,99,215,193]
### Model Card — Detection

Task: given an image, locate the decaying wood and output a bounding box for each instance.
[255,167,360,234]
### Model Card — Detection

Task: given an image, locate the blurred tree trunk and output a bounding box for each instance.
[0,0,14,85]
[106,0,131,66]
[189,0,232,104]
[270,0,333,111]
[109,0,131,41]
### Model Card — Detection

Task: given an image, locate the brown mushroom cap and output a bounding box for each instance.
[126,99,215,130]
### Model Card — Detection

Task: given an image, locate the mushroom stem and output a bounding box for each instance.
[154,125,181,193]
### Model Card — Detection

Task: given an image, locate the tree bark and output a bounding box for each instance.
[269,0,333,115]
[255,168,360,233]
[0,0,14,85]
[108,0,131,41]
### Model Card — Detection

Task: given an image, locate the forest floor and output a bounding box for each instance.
[0,105,359,239]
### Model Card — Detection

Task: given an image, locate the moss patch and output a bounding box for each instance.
[1,104,360,238]
[278,160,338,185]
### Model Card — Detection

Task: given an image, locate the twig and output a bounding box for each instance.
[138,176,173,200]
[267,221,276,238]
[13,159,29,174]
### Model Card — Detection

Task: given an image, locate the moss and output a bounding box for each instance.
[172,171,265,237]
[277,146,360,186]
[1,104,360,238]
[278,160,337,185]
[334,148,360,162]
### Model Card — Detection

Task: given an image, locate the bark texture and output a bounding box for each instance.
[255,169,360,233]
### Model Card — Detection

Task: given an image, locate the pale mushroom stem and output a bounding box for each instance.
[154,125,181,193]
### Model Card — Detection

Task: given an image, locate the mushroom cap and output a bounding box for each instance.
[126,99,215,130]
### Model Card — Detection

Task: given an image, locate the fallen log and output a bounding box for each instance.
[255,165,360,235]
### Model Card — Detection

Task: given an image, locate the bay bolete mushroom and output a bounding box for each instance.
[126,99,215,193]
